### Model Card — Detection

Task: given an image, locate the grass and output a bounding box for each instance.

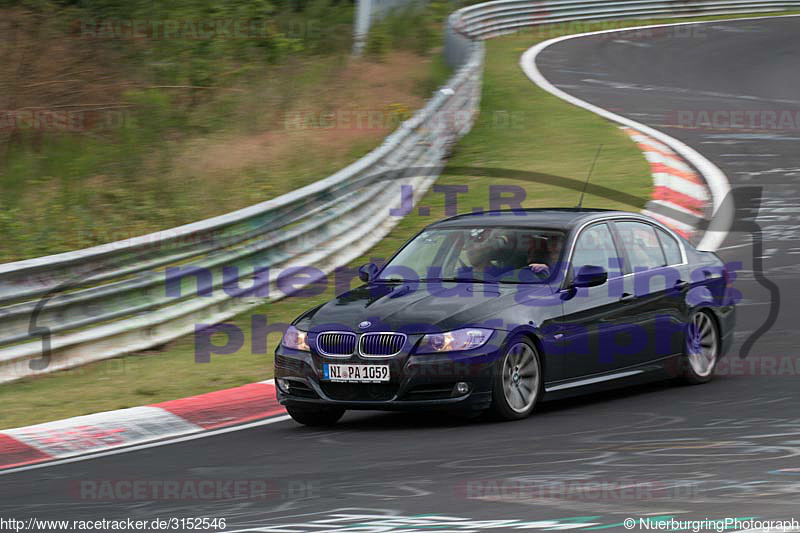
[0,1,444,262]
[3,11,797,429]
[0,51,440,260]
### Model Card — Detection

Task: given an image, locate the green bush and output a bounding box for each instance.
[365,1,441,59]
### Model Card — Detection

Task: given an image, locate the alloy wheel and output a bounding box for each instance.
[686,312,719,378]
[501,342,540,414]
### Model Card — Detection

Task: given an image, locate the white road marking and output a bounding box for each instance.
[718,243,753,251]
[720,154,779,157]
[612,39,652,48]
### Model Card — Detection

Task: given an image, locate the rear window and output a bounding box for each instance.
[615,221,666,271]
[656,227,682,265]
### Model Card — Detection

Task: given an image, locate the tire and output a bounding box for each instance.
[491,337,542,420]
[681,310,720,384]
[286,406,345,426]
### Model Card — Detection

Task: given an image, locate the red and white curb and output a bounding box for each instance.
[622,127,711,241]
[0,380,285,470]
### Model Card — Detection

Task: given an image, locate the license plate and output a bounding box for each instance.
[323,363,390,383]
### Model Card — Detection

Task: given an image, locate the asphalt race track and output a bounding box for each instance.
[3,16,800,532]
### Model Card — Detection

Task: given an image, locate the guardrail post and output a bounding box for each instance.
[353,0,373,55]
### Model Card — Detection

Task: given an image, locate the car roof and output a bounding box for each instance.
[426,208,639,231]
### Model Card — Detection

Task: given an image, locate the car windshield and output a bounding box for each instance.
[377,227,566,283]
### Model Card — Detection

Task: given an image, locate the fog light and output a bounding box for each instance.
[277,378,291,393]
[455,382,470,395]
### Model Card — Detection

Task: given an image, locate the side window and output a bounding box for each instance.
[616,221,666,270]
[571,223,622,278]
[656,227,682,265]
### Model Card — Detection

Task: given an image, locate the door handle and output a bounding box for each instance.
[619,292,636,302]
[675,279,690,291]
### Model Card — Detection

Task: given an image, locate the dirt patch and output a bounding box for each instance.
[177,51,430,181]
[0,8,131,145]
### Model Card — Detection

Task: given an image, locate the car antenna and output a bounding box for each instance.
[576,144,603,209]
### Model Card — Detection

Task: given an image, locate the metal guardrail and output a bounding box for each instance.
[0,45,484,382]
[445,0,800,66]
[2,0,798,382]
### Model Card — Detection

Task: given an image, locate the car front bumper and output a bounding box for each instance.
[274,331,510,412]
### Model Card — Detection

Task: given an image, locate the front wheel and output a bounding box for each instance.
[681,310,720,384]
[286,406,345,426]
[491,338,542,420]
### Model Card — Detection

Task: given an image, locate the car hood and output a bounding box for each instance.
[295,282,558,333]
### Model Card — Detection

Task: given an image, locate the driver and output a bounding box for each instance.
[463,229,515,272]
[464,231,495,271]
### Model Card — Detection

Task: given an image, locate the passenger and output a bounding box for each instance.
[526,234,563,277]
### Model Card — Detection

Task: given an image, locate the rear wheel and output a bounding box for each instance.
[286,406,345,426]
[682,310,719,384]
[491,338,542,420]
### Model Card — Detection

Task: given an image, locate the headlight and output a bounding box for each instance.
[281,325,310,351]
[417,328,493,354]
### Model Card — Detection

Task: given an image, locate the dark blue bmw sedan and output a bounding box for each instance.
[274,209,736,425]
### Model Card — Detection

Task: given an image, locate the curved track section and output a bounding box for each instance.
[520,20,736,252]
[3,16,800,532]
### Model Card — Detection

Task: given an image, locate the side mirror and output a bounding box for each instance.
[573,265,608,288]
[358,263,379,282]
